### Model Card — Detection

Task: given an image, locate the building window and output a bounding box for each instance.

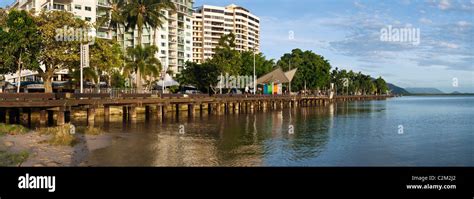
[75,5,81,10]
[161,50,166,54]
[161,43,166,47]
[53,4,65,10]
[85,17,92,22]
[85,6,92,11]
[161,35,166,39]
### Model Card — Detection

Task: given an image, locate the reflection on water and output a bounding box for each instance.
[83,96,474,166]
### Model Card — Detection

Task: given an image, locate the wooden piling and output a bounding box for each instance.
[87,108,96,125]
[104,106,110,122]
[128,106,137,122]
[40,109,46,126]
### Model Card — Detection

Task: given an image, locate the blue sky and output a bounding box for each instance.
[2,0,474,92]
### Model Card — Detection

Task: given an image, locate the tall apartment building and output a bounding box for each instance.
[117,0,194,74]
[192,4,260,64]
[9,0,113,39]
[9,0,194,75]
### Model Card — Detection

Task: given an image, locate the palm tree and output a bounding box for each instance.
[106,0,127,42]
[122,0,175,92]
[125,45,161,90]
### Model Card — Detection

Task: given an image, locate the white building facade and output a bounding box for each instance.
[192,4,260,64]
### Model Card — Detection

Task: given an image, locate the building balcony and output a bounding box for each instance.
[97,0,111,7]
[15,0,31,8]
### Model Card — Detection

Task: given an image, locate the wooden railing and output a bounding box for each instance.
[0,93,56,101]
[0,92,394,102]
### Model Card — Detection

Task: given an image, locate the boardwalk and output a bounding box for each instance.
[0,93,394,126]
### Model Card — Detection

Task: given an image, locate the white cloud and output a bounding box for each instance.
[438,0,451,10]
[457,21,471,27]
[419,17,433,24]
[438,41,460,49]
[353,1,365,9]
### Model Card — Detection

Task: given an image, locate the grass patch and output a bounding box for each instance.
[36,124,78,146]
[0,150,29,166]
[0,123,29,136]
[77,126,104,135]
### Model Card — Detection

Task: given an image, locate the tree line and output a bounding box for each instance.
[178,37,389,95]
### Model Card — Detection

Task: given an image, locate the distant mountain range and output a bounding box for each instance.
[404,87,445,94]
[387,83,410,95]
[347,79,467,95]
[387,86,473,95]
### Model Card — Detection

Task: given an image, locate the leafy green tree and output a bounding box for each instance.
[209,33,242,76]
[177,61,221,94]
[277,49,332,92]
[0,10,41,93]
[0,19,7,74]
[107,0,126,41]
[110,70,126,88]
[124,45,161,90]
[36,11,89,93]
[240,51,274,77]
[0,8,6,27]
[122,0,175,91]
[331,67,351,95]
[89,38,124,89]
[374,77,388,95]
[70,67,98,88]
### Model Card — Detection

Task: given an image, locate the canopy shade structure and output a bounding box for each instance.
[156,74,179,87]
[257,68,298,84]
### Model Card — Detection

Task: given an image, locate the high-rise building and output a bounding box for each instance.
[9,0,194,76]
[117,0,194,74]
[192,4,260,64]
[8,0,112,39]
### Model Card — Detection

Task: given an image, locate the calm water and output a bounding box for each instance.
[82,96,474,166]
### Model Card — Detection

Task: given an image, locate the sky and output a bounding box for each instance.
[2,0,474,92]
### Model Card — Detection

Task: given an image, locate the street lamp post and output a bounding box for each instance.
[80,43,84,93]
[161,57,167,94]
[253,45,257,95]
